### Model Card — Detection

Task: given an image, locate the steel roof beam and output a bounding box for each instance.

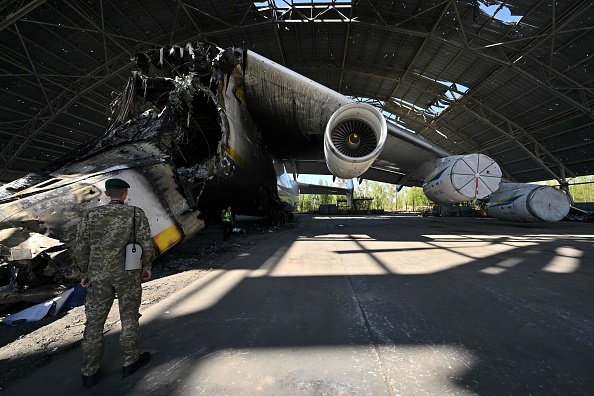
[264,0,288,66]
[427,21,594,117]
[334,12,594,120]
[0,62,115,121]
[463,98,576,183]
[0,58,134,180]
[62,1,142,55]
[178,1,205,40]
[350,0,591,184]
[0,0,47,31]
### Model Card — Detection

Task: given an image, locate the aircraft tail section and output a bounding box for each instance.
[346,179,354,206]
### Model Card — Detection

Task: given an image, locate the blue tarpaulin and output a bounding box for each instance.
[1,284,87,325]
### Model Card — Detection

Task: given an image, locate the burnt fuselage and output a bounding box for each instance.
[0,43,299,287]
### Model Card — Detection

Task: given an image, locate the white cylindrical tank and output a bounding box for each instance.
[487,184,570,222]
[423,154,502,204]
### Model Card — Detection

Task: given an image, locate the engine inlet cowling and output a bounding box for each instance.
[331,119,377,157]
[422,154,502,204]
[487,183,570,222]
[324,103,387,179]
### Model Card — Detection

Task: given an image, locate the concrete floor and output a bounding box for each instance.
[4,214,594,395]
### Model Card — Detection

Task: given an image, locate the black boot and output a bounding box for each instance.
[121,352,151,378]
[82,372,98,389]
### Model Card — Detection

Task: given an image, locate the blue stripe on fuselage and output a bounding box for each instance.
[422,167,448,187]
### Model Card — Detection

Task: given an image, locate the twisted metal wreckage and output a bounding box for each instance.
[0,41,571,292]
[0,43,270,291]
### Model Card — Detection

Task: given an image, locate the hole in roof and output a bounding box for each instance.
[348,96,414,133]
[254,0,351,6]
[396,75,470,117]
[348,79,469,134]
[392,98,428,115]
[425,80,470,116]
[479,1,523,24]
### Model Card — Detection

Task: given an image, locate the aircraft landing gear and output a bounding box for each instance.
[266,209,288,227]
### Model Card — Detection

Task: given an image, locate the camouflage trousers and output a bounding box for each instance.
[81,270,142,376]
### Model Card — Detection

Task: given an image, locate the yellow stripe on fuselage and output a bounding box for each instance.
[153,224,183,253]
[226,146,244,167]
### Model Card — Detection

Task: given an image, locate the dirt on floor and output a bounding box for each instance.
[0,216,294,389]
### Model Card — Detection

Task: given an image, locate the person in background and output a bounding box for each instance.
[72,178,155,389]
[221,205,233,241]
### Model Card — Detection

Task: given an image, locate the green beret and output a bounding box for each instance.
[105,178,130,189]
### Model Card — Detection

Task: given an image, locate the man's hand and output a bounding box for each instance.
[141,269,152,281]
[81,278,89,288]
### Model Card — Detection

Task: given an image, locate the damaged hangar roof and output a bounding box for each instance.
[0,0,593,185]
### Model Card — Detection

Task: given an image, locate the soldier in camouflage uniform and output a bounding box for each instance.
[72,178,155,388]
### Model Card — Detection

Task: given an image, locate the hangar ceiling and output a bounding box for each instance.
[0,0,593,185]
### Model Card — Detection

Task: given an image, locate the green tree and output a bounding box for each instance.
[536,175,594,203]
[299,174,594,214]
[297,178,344,212]
[400,186,429,211]
[569,175,594,202]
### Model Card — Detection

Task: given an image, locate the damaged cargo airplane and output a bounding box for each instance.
[0,42,571,290]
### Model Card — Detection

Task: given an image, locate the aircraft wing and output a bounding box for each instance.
[242,51,568,221]
[281,134,448,187]
[241,50,452,188]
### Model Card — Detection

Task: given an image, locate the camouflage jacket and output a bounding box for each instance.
[72,204,155,278]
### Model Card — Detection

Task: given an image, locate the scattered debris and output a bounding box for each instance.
[1,285,86,326]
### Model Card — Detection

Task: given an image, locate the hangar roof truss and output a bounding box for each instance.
[0,0,593,184]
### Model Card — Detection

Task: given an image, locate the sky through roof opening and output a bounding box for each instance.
[254,0,351,7]
[347,96,419,137]
[479,1,523,24]
[427,80,470,116]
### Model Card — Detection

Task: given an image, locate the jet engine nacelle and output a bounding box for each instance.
[423,154,502,204]
[324,103,387,179]
[487,183,570,222]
